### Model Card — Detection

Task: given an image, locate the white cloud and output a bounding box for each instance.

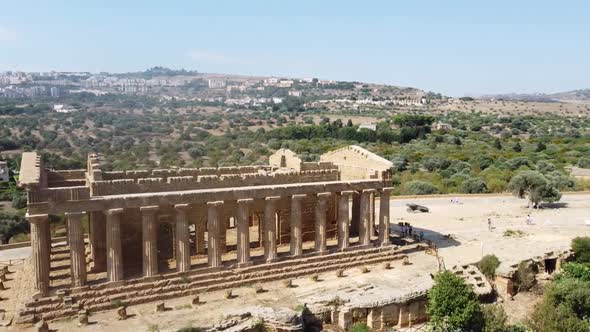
[187,50,251,65]
[0,27,17,42]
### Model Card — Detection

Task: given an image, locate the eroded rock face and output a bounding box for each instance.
[212,306,303,332]
[451,264,493,299]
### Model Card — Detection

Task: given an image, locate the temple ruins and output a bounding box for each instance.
[16,145,409,323]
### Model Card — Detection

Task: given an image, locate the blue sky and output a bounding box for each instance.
[1,1,588,96]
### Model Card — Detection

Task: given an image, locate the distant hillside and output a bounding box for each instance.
[549,89,590,101]
[479,89,590,102]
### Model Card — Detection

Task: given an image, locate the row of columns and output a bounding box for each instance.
[27,187,392,297]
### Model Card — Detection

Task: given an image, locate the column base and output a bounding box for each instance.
[237,261,253,268]
[32,291,48,300]
[316,249,329,255]
[266,257,279,264]
[105,280,126,288]
[356,243,375,250]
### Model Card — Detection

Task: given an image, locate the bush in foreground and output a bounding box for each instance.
[478,255,501,279]
[572,237,590,263]
[427,271,483,331]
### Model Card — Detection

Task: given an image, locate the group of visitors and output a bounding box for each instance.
[485,214,534,231]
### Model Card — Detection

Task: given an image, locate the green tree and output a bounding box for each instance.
[0,213,28,244]
[427,271,483,331]
[461,177,488,194]
[507,171,561,207]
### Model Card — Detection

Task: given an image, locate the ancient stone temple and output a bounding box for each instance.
[18,146,394,321]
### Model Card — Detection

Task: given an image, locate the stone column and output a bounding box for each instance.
[338,191,354,250]
[379,187,393,246]
[207,201,224,268]
[66,212,87,287]
[89,211,106,272]
[315,193,331,253]
[236,199,253,267]
[140,206,158,277]
[359,189,375,247]
[351,191,361,236]
[370,192,376,236]
[27,214,50,297]
[175,204,191,272]
[264,196,280,263]
[290,194,307,256]
[105,208,124,282]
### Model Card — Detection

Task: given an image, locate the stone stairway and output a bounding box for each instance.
[17,243,425,323]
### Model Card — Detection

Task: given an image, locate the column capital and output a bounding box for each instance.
[26,213,48,224]
[105,208,124,216]
[237,198,254,205]
[381,187,394,194]
[174,203,190,211]
[265,196,281,202]
[362,189,377,194]
[65,211,86,219]
[140,206,159,215]
[292,194,307,200]
[340,190,355,196]
[207,201,224,207]
[317,192,332,199]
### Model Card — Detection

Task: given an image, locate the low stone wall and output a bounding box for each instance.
[333,293,429,329]
[101,166,265,181]
[46,170,86,182]
[91,170,340,196]
[28,186,91,204]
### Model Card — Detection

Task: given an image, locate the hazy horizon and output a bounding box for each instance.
[1,0,589,97]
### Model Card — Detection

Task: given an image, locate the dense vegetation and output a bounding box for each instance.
[0,99,589,197]
[527,237,590,332]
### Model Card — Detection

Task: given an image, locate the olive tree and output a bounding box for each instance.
[507,171,561,208]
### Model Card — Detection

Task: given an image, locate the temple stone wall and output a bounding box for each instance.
[320,145,394,181]
[269,149,302,170]
[92,170,339,196]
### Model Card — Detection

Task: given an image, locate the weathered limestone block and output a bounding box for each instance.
[78,309,89,326]
[116,306,127,320]
[35,319,49,332]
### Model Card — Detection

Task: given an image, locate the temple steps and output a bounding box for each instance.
[19,243,424,322]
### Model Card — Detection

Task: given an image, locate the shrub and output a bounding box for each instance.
[403,180,439,195]
[478,255,501,279]
[503,229,526,237]
[572,237,590,263]
[482,305,509,332]
[577,157,590,168]
[11,194,27,210]
[427,271,483,331]
[528,278,590,332]
[461,177,488,194]
[349,323,370,332]
[558,262,590,282]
